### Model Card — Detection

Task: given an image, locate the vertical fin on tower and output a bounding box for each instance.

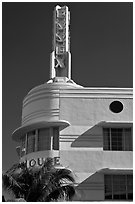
[50,5,71,80]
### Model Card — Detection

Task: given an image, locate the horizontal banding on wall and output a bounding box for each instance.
[22,109,59,125]
[60,135,102,142]
[23,87,133,107]
[23,91,60,108]
[23,82,81,105]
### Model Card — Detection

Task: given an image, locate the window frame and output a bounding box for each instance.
[104,174,133,201]
[27,130,36,154]
[103,127,132,151]
[20,127,59,156]
[20,136,26,157]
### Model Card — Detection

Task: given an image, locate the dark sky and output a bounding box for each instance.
[2,2,133,171]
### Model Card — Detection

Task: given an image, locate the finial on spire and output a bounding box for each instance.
[50,5,71,80]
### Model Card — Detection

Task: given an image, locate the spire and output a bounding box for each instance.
[50,5,71,80]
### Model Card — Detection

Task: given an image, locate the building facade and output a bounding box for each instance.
[12,5,133,201]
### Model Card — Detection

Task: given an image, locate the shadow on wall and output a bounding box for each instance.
[73,171,104,201]
[71,124,103,148]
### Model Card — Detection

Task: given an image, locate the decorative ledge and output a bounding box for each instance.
[98,121,133,127]
[97,167,133,174]
[12,120,70,141]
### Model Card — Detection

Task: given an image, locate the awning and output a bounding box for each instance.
[12,120,70,141]
[97,168,133,174]
[98,121,133,128]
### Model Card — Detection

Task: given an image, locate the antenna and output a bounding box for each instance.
[50,5,71,80]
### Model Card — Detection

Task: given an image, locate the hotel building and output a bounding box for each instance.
[12,6,133,201]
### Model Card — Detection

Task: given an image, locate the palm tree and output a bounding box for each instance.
[2,158,75,202]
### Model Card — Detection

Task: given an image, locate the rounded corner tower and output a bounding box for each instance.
[12,5,83,168]
[12,79,83,167]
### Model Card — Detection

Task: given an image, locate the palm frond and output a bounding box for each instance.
[2,159,76,202]
[2,173,23,197]
[6,163,20,175]
[50,168,75,185]
[36,167,75,201]
[45,184,75,201]
[40,157,54,174]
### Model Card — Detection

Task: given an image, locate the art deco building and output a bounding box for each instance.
[12,6,133,201]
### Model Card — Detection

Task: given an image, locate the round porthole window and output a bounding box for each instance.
[109,101,123,113]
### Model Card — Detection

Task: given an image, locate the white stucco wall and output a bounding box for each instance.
[58,87,133,201]
[13,84,132,201]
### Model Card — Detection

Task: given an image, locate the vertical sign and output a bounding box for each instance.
[50,5,71,79]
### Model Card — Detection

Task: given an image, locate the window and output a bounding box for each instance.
[109,101,123,113]
[103,128,132,151]
[38,127,59,151]
[27,131,36,153]
[20,127,60,155]
[53,127,59,150]
[38,128,51,151]
[20,136,26,157]
[104,174,133,200]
